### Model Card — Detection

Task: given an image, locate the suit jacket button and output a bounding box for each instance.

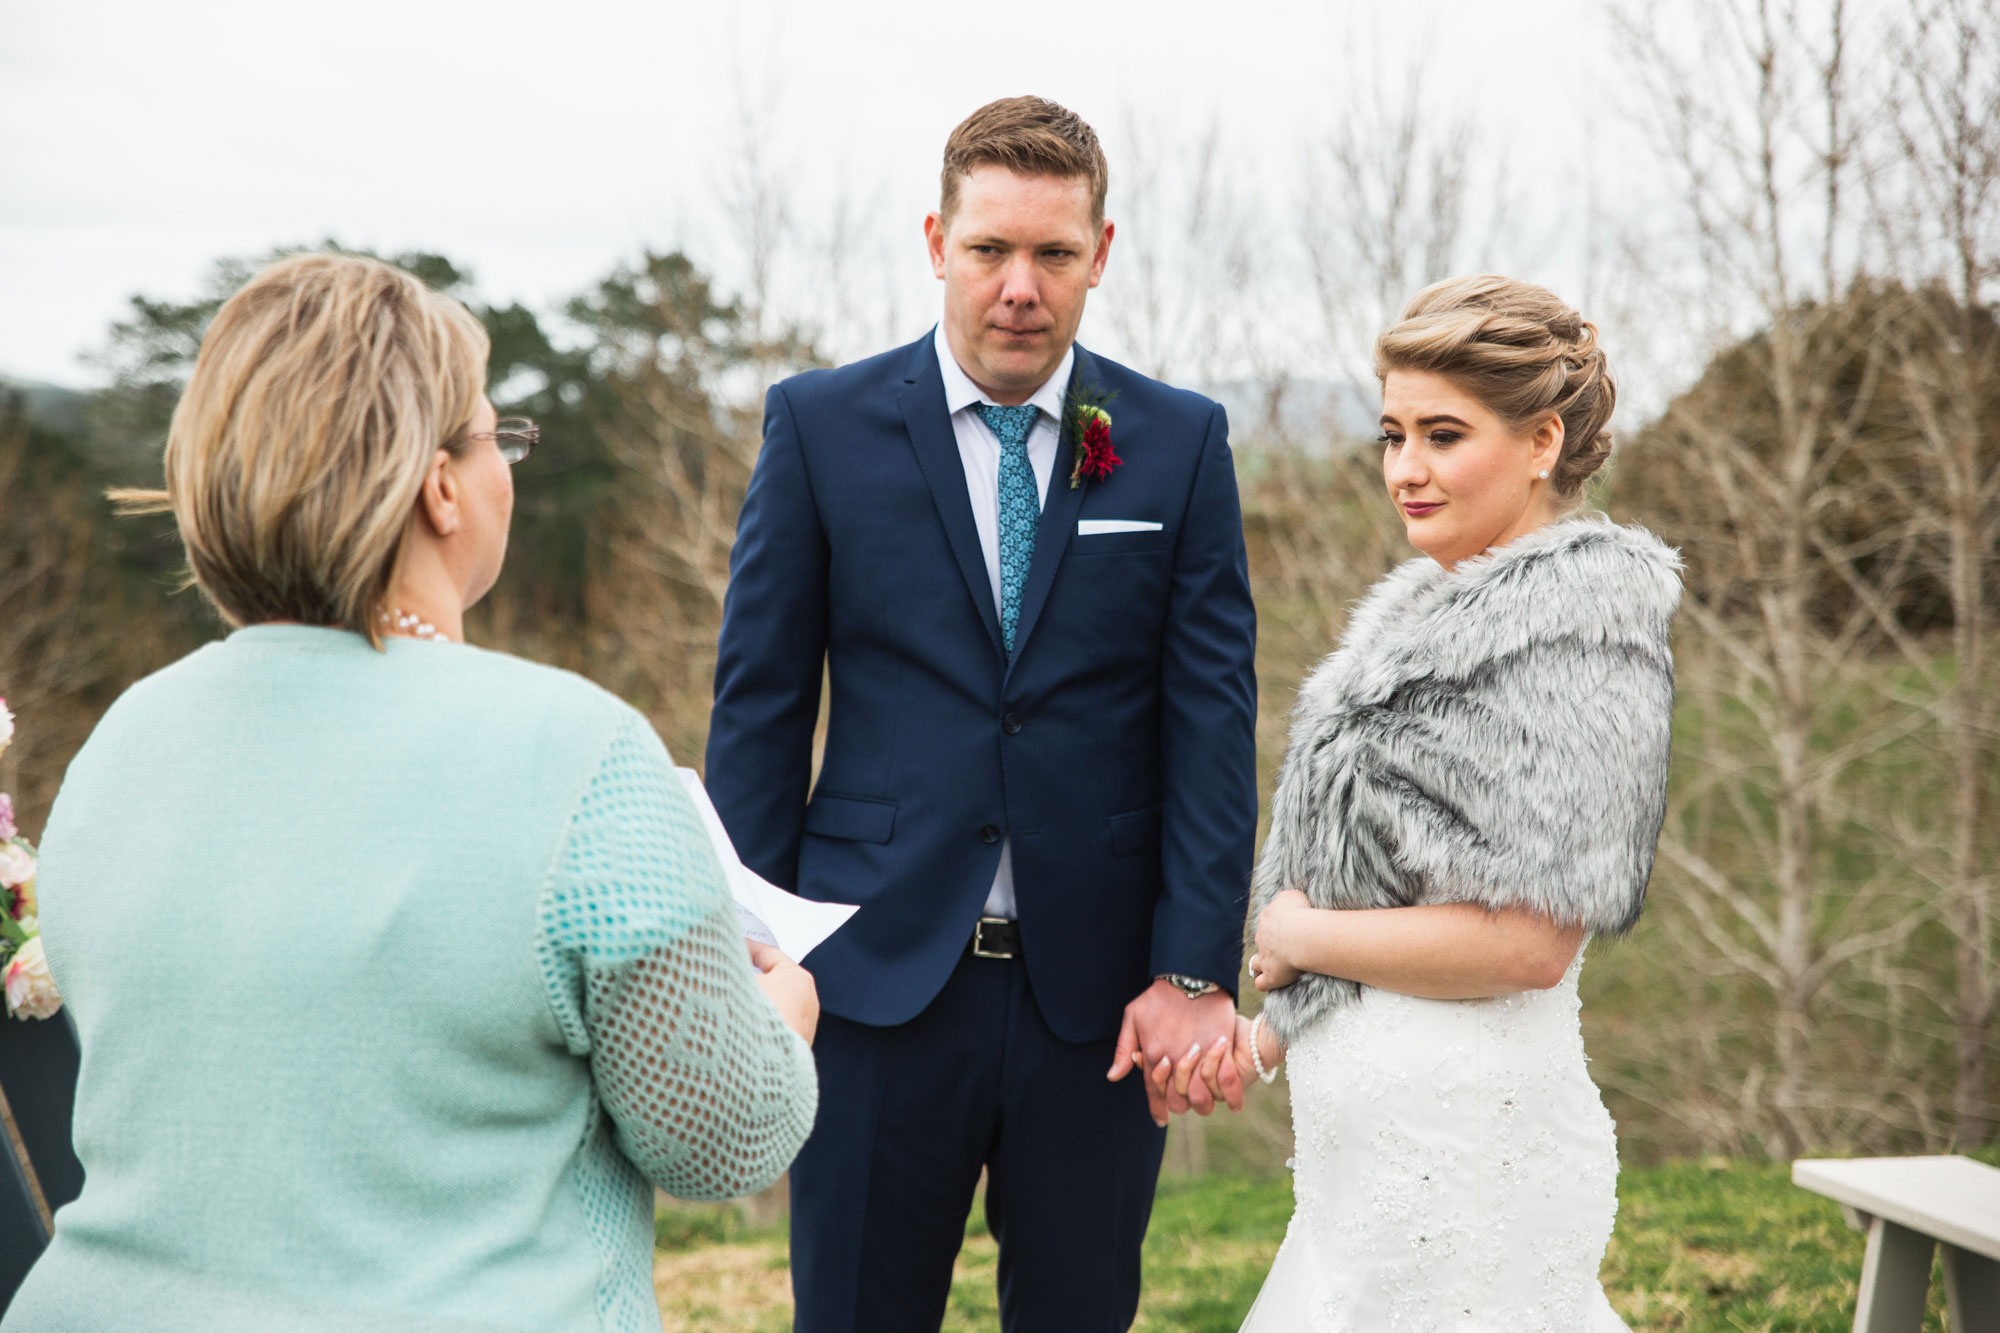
[979,824,1002,844]
[1002,714,1023,735]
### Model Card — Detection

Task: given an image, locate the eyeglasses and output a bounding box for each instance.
[464,417,539,465]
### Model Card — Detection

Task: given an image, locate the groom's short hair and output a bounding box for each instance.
[940,97,1108,227]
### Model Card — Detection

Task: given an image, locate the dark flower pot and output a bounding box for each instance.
[0,1010,81,1310]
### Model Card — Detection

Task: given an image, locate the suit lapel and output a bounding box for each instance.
[898,340,1005,658]
[1006,347,1097,672]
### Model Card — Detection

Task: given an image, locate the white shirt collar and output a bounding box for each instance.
[934,322,1075,425]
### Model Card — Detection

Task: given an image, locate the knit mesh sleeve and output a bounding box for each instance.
[538,708,818,1202]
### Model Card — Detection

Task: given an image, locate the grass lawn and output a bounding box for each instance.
[653,1158,1970,1331]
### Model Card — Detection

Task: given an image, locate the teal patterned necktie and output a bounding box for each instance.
[975,403,1042,654]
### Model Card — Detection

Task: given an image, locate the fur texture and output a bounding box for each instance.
[1251,517,1683,1044]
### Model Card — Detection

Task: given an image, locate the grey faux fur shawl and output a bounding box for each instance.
[1251,517,1683,1044]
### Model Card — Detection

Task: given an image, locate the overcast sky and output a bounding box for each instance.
[1,0,1611,389]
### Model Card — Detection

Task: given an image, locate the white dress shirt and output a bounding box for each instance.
[933,321,1074,920]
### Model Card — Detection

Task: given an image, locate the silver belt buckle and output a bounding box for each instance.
[972,916,1016,959]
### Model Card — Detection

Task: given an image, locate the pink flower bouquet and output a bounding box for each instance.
[4,937,59,1021]
[0,698,60,1021]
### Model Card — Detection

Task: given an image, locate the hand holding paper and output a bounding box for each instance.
[677,768,857,963]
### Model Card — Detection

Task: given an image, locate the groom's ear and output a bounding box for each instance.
[1089,219,1115,289]
[925,212,949,279]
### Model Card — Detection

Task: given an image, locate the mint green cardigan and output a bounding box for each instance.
[5,626,817,1332]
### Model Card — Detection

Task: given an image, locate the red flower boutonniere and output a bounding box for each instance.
[1066,391,1122,489]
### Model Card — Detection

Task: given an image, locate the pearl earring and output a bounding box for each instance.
[1538,470,1550,480]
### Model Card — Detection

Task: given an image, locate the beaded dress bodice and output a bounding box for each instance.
[1241,952,1629,1332]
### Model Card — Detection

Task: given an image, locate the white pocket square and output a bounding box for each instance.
[1077,519,1163,535]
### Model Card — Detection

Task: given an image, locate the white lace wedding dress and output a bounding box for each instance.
[1240,951,1629,1332]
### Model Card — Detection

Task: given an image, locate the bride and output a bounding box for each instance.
[1228,276,1680,1331]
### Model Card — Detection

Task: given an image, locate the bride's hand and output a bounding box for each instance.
[1251,889,1313,991]
[1228,1013,1271,1086]
[1168,1032,1246,1116]
[1173,1017,1280,1109]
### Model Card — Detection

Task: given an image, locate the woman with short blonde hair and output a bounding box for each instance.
[1225,276,1677,1331]
[8,252,820,1333]
[136,251,492,639]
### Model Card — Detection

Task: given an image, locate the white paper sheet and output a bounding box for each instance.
[677,768,858,963]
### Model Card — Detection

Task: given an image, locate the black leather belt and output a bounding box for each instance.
[969,917,1021,960]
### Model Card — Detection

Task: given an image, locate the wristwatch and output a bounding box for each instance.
[1156,973,1221,999]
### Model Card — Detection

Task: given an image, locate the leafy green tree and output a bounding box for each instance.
[84,241,613,620]
[553,249,821,753]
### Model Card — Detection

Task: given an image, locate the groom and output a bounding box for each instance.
[706,96,1258,1332]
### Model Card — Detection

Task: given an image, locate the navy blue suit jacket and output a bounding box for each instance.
[705,332,1257,1044]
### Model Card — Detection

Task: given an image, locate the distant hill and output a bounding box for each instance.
[2,368,1383,462]
[0,375,91,438]
[0,374,170,476]
[1198,377,1378,446]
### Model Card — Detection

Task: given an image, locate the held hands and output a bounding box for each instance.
[1250,888,1314,992]
[1160,1014,1280,1115]
[1107,992,1289,1126]
[1107,980,1240,1127]
[749,941,820,1046]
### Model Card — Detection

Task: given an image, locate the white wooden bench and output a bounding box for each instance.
[1792,1155,2000,1333]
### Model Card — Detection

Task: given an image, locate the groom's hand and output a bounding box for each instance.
[1107,981,1241,1125]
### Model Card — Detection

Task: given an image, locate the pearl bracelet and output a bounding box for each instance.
[1249,1012,1278,1084]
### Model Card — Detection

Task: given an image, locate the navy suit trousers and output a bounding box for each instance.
[788,952,1169,1333]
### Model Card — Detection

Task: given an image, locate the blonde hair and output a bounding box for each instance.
[940,96,1108,227]
[1374,276,1617,504]
[115,253,489,646]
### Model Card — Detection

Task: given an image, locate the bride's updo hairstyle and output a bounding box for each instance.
[115,253,489,647]
[1373,276,1617,507]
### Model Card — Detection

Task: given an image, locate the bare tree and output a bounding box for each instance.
[1099,111,1270,396]
[592,377,763,764]
[1206,19,1530,1177]
[1876,0,2000,1146]
[707,37,915,380]
[1240,13,1524,652]
[1240,15,1519,706]
[0,398,135,838]
[1298,29,1510,386]
[1604,0,1978,1157]
[562,247,816,770]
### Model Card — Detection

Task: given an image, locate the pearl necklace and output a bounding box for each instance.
[382,608,450,643]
